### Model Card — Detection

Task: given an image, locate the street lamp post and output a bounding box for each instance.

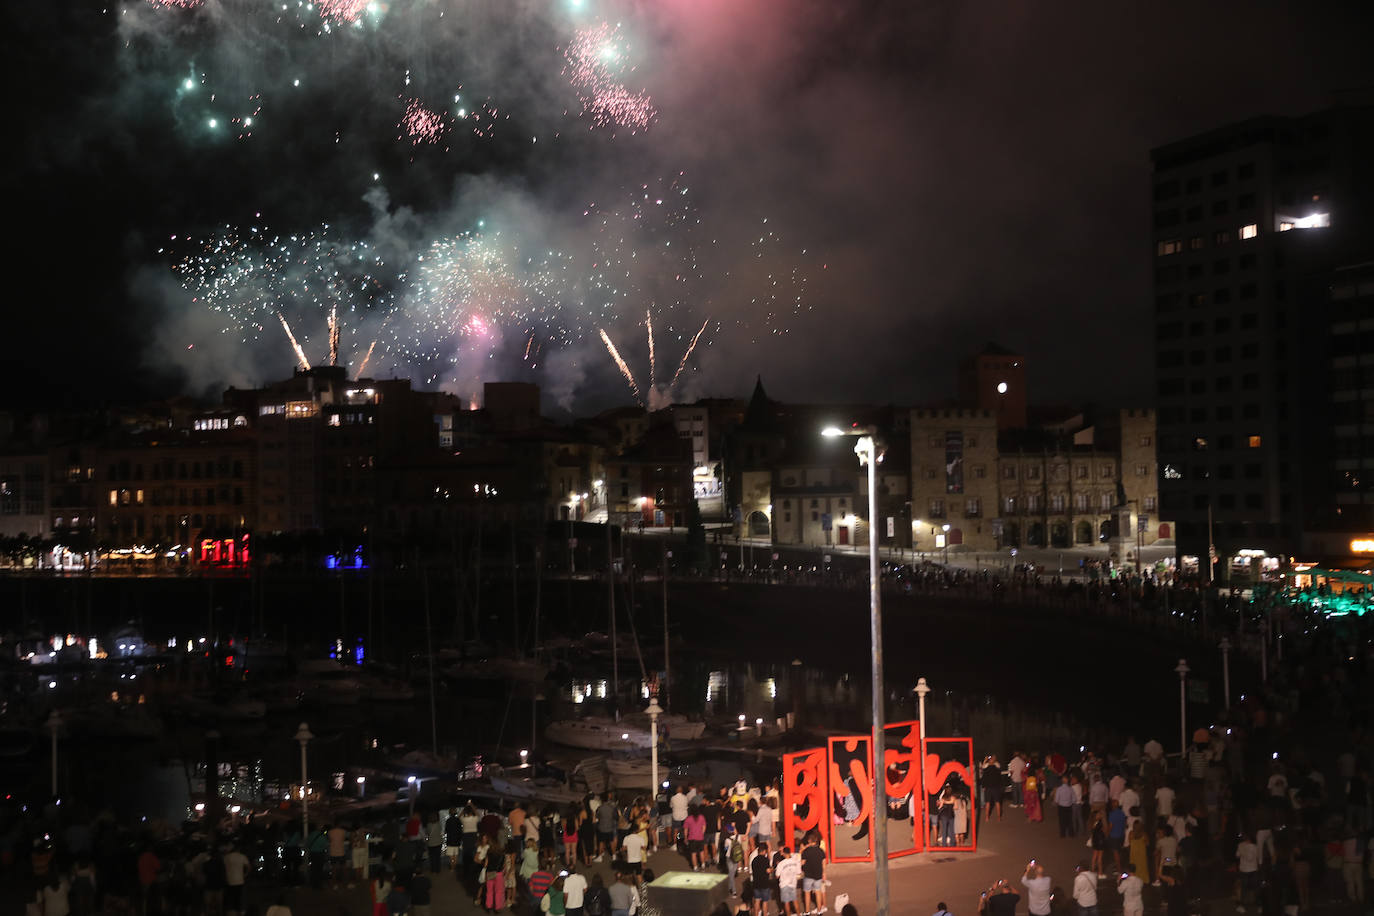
[294,722,313,875]
[822,424,888,916]
[646,696,663,800]
[1173,660,1188,776]
[914,677,929,848]
[1219,638,1231,709]
[941,524,951,567]
[407,776,419,818]
[914,678,930,744]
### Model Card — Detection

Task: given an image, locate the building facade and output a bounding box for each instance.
[1151,105,1374,577]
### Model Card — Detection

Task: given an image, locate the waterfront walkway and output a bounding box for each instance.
[254,813,1359,916]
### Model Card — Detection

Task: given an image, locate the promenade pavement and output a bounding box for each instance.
[269,811,1172,916]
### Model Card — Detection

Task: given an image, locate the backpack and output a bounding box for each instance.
[730,839,744,865]
[585,886,610,916]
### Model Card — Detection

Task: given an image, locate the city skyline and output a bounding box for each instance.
[6,2,1374,412]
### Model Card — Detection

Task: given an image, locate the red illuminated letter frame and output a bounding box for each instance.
[782,747,827,853]
[826,735,873,863]
[922,736,977,852]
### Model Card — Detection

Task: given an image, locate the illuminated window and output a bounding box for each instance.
[136,490,145,504]
[1144,496,1157,511]
[108,490,117,506]
[1156,239,1183,256]
[1239,223,1259,240]
[1193,437,1208,451]
[1248,435,1262,448]
[1277,213,1329,231]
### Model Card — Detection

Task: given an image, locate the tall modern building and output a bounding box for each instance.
[1151,105,1374,579]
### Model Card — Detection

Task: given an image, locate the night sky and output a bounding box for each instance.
[6,1,1373,414]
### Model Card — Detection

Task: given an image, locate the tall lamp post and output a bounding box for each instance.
[295,721,313,873]
[914,678,930,849]
[822,424,888,916]
[941,524,951,566]
[1219,638,1231,709]
[646,696,663,802]
[1173,660,1188,776]
[914,678,930,744]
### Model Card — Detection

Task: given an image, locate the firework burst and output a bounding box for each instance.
[563,23,656,133]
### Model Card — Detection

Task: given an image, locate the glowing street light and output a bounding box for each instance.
[821,422,889,916]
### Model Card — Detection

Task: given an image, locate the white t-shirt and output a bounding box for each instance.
[1154,786,1175,817]
[775,856,801,887]
[670,793,690,821]
[223,851,250,886]
[1117,875,1143,908]
[1156,835,1178,865]
[460,814,479,834]
[563,873,588,908]
[1237,841,1260,873]
[755,805,775,834]
[1021,875,1052,916]
[1008,757,1027,784]
[1119,788,1140,817]
[622,832,647,864]
[1072,872,1098,907]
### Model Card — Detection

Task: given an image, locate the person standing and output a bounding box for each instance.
[563,865,589,916]
[1117,864,1144,916]
[445,808,463,873]
[608,871,634,916]
[482,846,506,914]
[1054,780,1077,838]
[724,826,744,896]
[1071,862,1099,916]
[329,823,348,889]
[669,787,690,848]
[984,880,1019,916]
[352,825,371,887]
[460,804,481,873]
[750,843,773,916]
[425,813,444,874]
[1008,753,1027,808]
[621,821,648,885]
[1105,800,1127,874]
[800,831,826,916]
[223,846,250,916]
[983,764,1006,823]
[596,796,619,862]
[1020,862,1052,916]
[1234,832,1260,912]
[775,847,802,916]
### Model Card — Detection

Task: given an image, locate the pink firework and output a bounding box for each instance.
[399,99,448,145]
[463,314,492,337]
[562,23,656,133]
[145,0,204,8]
[318,0,369,23]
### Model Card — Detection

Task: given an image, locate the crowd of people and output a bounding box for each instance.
[6,570,1370,916]
[2,779,838,916]
[969,603,1372,916]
